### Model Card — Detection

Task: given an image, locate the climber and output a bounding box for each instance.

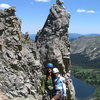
[44,63,55,99]
[51,68,67,100]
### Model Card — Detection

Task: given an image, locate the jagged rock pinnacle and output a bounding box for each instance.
[35,2,76,100]
[36,0,70,74]
[56,0,64,5]
[0,6,42,99]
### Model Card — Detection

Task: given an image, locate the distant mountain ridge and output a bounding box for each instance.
[69,33,83,39]
[29,33,100,41]
[69,33,100,41]
[29,34,36,41]
[71,35,100,67]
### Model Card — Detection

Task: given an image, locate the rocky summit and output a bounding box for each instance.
[36,0,70,74]
[0,7,42,99]
[0,0,75,100]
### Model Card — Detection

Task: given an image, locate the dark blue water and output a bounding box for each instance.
[72,77,95,99]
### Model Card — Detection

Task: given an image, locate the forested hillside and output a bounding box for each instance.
[71,66,100,99]
[71,36,100,67]
[71,36,100,99]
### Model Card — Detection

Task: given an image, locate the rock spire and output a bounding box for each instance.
[36,0,70,74]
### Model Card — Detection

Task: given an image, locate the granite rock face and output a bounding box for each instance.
[0,7,42,99]
[0,1,76,100]
[36,0,70,74]
[36,1,76,99]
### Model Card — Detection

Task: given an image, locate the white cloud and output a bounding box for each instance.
[35,0,50,2]
[0,3,11,9]
[77,9,86,13]
[77,9,96,13]
[86,10,95,13]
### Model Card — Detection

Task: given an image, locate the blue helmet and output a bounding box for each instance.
[47,63,54,68]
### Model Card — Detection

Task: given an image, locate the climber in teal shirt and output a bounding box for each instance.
[51,68,67,100]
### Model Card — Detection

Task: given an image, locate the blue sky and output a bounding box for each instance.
[0,0,100,34]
